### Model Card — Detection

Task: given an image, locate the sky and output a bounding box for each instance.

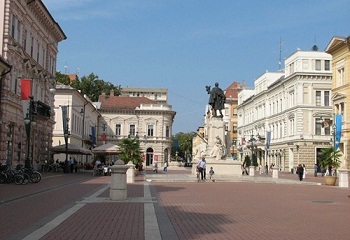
[42,0,349,134]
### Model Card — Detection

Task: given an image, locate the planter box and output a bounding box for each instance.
[324,176,337,186]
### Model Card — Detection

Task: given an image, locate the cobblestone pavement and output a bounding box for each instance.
[0,168,349,240]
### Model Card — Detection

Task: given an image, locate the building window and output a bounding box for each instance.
[115,124,121,136]
[129,124,135,137]
[324,91,330,106]
[325,60,330,71]
[315,60,321,71]
[165,126,170,138]
[316,91,321,106]
[30,37,34,58]
[337,67,345,86]
[147,125,154,137]
[11,14,16,39]
[315,118,322,135]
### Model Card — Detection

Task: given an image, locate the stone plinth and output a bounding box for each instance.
[126,161,135,183]
[109,160,129,201]
[249,166,255,177]
[192,157,242,176]
[272,167,279,178]
[337,169,349,188]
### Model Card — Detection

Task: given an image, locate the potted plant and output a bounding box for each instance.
[319,147,342,186]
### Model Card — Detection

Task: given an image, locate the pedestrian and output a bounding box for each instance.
[242,158,248,175]
[94,159,101,176]
[73,157,78,173]
[302,164,306,179]
[163,161,168,172]
[197,157,206,181]
[69,157,74,173]
[265,163,268,174]
[296,164,304,181]
[153,161,158,173]
[203,158,207,179]
[209,167,215,182]
[314,164,318,177]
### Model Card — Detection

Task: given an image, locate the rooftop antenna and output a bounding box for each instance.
[278,37,283,70]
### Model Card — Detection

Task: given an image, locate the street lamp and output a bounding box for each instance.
[63,117,70,173]
[248,134,259,176]
[24,96,36,169]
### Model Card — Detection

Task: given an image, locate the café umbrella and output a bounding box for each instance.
[51,143,92,155]
[91,143,120,155]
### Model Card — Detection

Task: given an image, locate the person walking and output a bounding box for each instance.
[296,164,304,181]
[302,164,306,179]
[153,161,158,173]
[314,164,318,177]
[163,161,168,172]
[197,157,206,181]
[203,158,207,180]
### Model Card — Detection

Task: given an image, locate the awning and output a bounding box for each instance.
[51,143,92,155]
[92,143,119,155]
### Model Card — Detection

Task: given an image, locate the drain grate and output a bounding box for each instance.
[312,200,334,204]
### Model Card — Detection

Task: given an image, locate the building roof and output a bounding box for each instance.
[225,82,244,100]
[98,95,156,110]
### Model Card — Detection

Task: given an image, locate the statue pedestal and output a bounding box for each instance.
[192,157,242,176]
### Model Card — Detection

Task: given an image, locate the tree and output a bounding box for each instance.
[56,71,71,85]
[56,72,121,102]
[118,138,142,165]
[319,147,342,175]
[171,132,193,161]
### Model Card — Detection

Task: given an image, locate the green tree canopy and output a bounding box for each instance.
[56,72,121,102]
[171,132,193,161]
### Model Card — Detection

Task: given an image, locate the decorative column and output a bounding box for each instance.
[109,160,129,201]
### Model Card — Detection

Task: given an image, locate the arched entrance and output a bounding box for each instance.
[164,148,169,162]
[146,147,154,166]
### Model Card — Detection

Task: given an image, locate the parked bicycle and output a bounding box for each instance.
[0,164,25,185]
[16,165,42,183]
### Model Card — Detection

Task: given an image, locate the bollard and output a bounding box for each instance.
[109,160,129,201]
[338,169,349,188]
[126,161,135,183]
[272,167,279,178]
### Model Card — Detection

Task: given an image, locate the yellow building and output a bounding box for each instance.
[326,36,350,170]
[225,82,245,160]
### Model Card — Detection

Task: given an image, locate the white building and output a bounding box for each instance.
[53,84,100,164]
[97,91,176,167]
[237,49,333,172]
[120,87,168,104]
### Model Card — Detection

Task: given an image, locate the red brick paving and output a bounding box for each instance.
[153,182,350,240]
[1,169,349,240]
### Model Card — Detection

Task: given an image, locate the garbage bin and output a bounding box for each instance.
[291,168,294,174]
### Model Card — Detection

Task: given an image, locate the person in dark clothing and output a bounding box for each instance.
[296,164,304,181]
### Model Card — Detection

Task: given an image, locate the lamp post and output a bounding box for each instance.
[248,134,257,176]
[24,96,35,169]
[64,117,70,173]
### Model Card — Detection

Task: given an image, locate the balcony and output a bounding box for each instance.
[33,101,51,119]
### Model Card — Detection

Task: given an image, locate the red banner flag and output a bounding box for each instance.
[21,79,32,100]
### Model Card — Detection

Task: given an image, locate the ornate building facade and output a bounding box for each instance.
[326,36,350,170]
[0,0,65,167]
[237,49,333,172]
[97,91,176,167]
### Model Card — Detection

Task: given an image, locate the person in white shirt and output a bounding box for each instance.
[197,157,206,181]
